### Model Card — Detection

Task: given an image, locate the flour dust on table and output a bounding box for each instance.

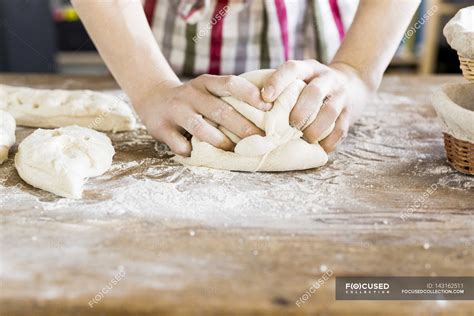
[175,70,333,172]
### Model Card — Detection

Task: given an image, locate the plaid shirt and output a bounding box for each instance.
[144,0,359,76]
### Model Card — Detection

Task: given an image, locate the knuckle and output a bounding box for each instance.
[284,60,299,71]
[213,104,234,122]
[168,97,182,112]
[307,59,322,69]
[223,75,239,90]
[180,84,196,98]
[289,107,306,128]
[323,102,339,118]
[334,126,348,140]
[241,124,256,138]
[197,74,212,81]
[153,118,166,130]
[247,88,261,102]
[212,106,225,122]
[187,115,205,135]
[305,83,323,96]
[149,128,165,142]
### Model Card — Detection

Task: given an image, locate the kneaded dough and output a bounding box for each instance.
[15,125,115,199]
[175,69,333,172]
[0,110,16,164]
[443,6,474,59]
[0,84,136,132]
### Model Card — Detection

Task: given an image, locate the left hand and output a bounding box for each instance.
[261,59,374,152]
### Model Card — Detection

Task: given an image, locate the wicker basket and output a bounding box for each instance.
[443,133,474,175]
[432,83,474,176]
[459,55,474,82]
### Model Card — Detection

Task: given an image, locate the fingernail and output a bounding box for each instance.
[261,86,274,100]
[260,102,272,111]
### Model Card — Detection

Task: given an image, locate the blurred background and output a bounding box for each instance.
[0,0,472,75]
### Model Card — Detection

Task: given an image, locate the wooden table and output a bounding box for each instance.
[0,74,473,315]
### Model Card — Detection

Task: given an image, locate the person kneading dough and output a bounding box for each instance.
[72,0,421,171]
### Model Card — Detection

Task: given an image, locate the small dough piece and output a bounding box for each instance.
[0,84,136,132]
[0,110,16,164]
[15,126,115,199]
[175,69,333,172]
[443,6,474,59]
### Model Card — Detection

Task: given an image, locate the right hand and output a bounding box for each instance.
[134,75,270,156]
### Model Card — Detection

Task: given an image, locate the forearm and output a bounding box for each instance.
[331,0,421,91]
[71,0,179,107]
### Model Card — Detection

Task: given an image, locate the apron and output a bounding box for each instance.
[144,0,359,76]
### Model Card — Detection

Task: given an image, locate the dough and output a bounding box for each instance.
[0,110,16,164]
[15,125,115,199]
[443,6,474,59]
[0,84,136,132]
[175,69,333,172]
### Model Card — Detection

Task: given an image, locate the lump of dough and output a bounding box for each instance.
[15,126,115,199]
[174,69,333,172]
[0,110,16,164]
[443,6,474,59]
[182,137,327,172]
[0,84,136,132]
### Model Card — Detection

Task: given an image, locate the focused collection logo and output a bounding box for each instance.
[344,282,390,294]
[336,277,473,300]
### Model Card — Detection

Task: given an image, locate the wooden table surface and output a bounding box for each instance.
[0,74,473,316]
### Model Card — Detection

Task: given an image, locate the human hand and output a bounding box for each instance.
[135,75,270,156]
[261,60,374,152]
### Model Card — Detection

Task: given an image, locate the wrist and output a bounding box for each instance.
[329,61,380,93]
[131,78,181,120]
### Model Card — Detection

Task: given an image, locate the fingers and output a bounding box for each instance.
[174,111,235,152]
[289,77,333,130]
[159,126,192,156]
[303,95,344,144]
[320,109,350,152]
[261,59,327,103]
[187,115,235,151]
[199,74,272,111]
[193,92,264,139]
[146,120,192,156]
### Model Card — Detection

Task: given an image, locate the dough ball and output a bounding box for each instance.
[0,84,136,132]
[443,7,474,59]
[175,69,332,172]
[15,125,115,198]
[0,110,16,164]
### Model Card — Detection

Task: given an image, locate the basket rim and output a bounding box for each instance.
[432,83,474,115]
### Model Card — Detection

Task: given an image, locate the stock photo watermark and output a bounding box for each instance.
[87,111,110,130]
[401,5,438,43]
[88,265,126,308]
[193,5,229,43]
[400,183,438,221]
[295,268,333,307]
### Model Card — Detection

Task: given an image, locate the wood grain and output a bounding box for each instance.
[0,74,472,316]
